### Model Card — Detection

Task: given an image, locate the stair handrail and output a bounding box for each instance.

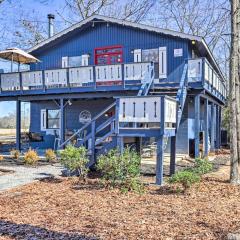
[137,62,154,96]
[176,63,188,129]
[176,63,188,103]
[59,101,116,149]
[144,64,155,96]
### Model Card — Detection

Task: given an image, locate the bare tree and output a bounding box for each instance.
[148,0,231,76]
[229,0,240,184]
[57,0,155,24]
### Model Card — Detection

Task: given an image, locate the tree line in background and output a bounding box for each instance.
[0,112,29,129]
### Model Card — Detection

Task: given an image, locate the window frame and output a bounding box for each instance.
[46,109,60,129]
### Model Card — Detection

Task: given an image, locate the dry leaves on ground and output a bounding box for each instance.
[0,155,239,240]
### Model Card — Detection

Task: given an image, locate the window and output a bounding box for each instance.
[47,110,60,129]
[69,56,82,67]
[142,48,159,62]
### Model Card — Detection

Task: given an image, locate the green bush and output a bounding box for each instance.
[60,145,89,181]
[97,148,144,193]
[168,170,200,192]
[168,158,213,193]
[193,158,213,175]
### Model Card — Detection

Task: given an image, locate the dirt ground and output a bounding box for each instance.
[0,154,239,240]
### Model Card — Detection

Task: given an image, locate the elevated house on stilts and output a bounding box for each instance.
[0,15,227,184]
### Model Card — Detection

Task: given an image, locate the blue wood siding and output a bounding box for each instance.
[30,98,114,149]
[30,22,190,83]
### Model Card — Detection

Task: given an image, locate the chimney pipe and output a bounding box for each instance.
[47,14,55,38]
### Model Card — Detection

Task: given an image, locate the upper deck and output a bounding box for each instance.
[0,58,226,103]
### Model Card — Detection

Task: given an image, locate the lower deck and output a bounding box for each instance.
[0,90,223,184]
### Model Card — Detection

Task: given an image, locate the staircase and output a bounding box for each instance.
[175,63,188,129]
[59,102,117,166]
[137,62,155,96]
[59,63,188,166]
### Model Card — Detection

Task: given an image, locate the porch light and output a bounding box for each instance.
[192,40,196,45]
[67,99,72,106]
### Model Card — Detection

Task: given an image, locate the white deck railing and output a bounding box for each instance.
[187,58,226,99]
[22,71,43,89]
[0,60,226,99]
[1,73,21,91]
[44,69,68,88]
[117,96,177,129]
[69,66,94,87]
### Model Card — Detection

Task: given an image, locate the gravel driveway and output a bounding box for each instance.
[0,164,63,192]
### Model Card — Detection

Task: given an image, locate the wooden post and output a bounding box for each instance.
[216,105,220,149]
[16,100,21,151]
[60,99,65,147]
[219,107,222,148]
[117,136,124,154]
[170,136,176,175]
[90,120,96,165]
[204,98,209,157]
[156,96,165,185]
[210,103,215,151]
[194,95,200,158]
[156,136,164,185]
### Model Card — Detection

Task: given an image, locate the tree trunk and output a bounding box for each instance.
[230,0,240,184]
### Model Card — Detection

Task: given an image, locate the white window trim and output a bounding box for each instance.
[159,47,167,79]
[134,49,142,63]
[81,54,89,66]
[41,109,47,131]
[62,56,69,68]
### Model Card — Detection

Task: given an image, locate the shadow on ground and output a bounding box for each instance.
[0,220,99,240]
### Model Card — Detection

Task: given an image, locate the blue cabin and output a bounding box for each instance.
[0,15,227,184]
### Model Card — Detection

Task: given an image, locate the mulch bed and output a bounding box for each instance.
[0,155,239,240]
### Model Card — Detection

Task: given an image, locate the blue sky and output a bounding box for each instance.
[0,0,64,117]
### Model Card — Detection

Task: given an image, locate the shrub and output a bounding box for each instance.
[0,155,3,161]
[60,145,89,181]
[193,158,213,175]
[97,148,144,193]
[24,149,39,165]
[121,177,145,194]
[45,149,57,163]
[10,149,20,160]
[168,170,200,192]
